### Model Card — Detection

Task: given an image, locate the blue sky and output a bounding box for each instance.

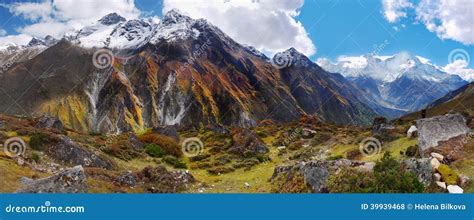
[0,0,472,71]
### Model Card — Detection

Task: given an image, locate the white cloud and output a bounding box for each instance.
[416,0,474,45]
[0,34,32,47]
[382,0,413,23]
[0,28,7,36]
[337,56,368,69]
[3,1,53,21]
[1,0,140,39]
[163,0,316,56]
[382,0,474,45]
[443,60,474,81]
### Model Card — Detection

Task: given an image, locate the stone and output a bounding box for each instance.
[458,175,470,187]
[402,158,433,186]
[35,115,64,132]
[17,166,88,193]
[416,114,471,156]
[47,135,113,169]
[114,170,136,187]
[152,125,179,140]
[244,182,251,188]
[229,128,269,157]
[205,124,230,135]
[430,158,441,169]
[447,185,463,194]
[129,133,144,150]
[430,152,444,161]
[356,162,375,172]
[436,181,446,189]
[136,166,195,193]
[433,173,442,182]
[407,125,418,138]
[301,128,317,139]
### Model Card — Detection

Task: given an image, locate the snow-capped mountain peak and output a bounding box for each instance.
[318,52,467,117]
[98,12,126,26]
[162,9,193,25]
[318,52,456,83]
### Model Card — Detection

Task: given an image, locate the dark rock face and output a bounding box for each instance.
[136,166,195,193]
[402,158,433,186]
[152,125,179,140]
[17,165,87,193]
[98,12,126,25]
[416,114,471,156]
[47,135,113,169]
[270,159,374,193]
[229,129,269,157]
[36,115,64,132]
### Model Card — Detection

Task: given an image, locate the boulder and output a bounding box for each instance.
[433,173,442,182]
[17,166,87,193]
[129,133,144,150]
[205,124,230,135]
[371,117,396,140]
[430,152,444,161]
[402,158,433,186]
[35,115,64,132]
[430,158,441,169]
[47,135,113,169]
[114,170,137,187]
[152,125,179,140]
[416,114,471,156]
[136,166,195,193]
[229,128,268,157]
[447,185,463,194]
[407,125,418,138]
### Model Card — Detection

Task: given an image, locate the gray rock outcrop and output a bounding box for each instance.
[416,114,471,155]
[17,166,87,193]
[47,135,113,169]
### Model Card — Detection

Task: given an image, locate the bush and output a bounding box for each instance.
[371,153,424,193]
[145,144,166,158]
[326,153,424,193]
[405,145,418,157]
[138,133,182,157]
[163,155,187,169]
[437,164,458,185]
[327,168,374,193]
[31,152,41,163]
[29,133,48,151]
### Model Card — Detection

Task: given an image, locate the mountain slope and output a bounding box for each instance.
[402,82,474,120]
[0,11,376,133]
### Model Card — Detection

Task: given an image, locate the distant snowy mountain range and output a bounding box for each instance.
[318,53,468,118]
